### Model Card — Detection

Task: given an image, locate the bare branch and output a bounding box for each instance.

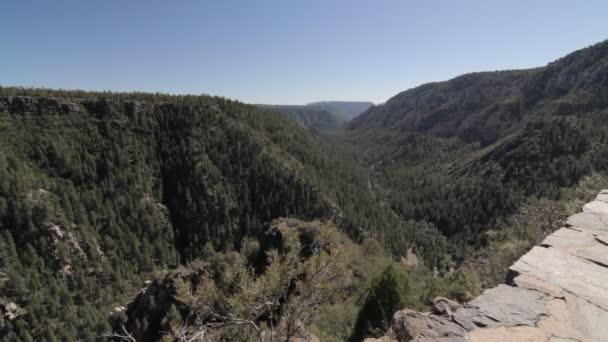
[100,325,136,342]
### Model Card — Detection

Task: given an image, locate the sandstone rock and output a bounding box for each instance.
[468,325,549,342]
[542,227,608,266]
[391,310,468,342]
[363,337,395,342]
[595,231,608,245]
[380,191,608,342]
[561,292,608,342]
[431,297,461,316]
[566,212,607,231]
[510,246,608,311]
[535,297,587,342]
[400,247,419,267]
[466,293,597,342]
[513,273,564,298]
[596,193,608,203]
[582,200,608,214]
[452,284,547,331]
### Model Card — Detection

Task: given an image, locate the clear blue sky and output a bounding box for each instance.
[2,1,607,104]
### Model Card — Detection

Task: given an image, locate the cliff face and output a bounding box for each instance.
[371,190,608,342]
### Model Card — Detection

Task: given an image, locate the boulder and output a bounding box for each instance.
[431,297,461,316]
[391,310,468,342]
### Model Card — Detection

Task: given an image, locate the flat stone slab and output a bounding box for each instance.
[510,246,608,311]
[565,212,607,231]
[453,284,547,331]
[469,296,593,342]
[563,293,608,342]
[377,191,608,342]
[542,227,608,266]
[597,193,608,203]
[583,200,608,214]
[513,273,564,298]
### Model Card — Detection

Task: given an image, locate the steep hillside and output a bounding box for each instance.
[341,40,608,251]
[349,40,608,145]
[0,88,444,341]
[3,41,608,342]
[261,104,346,131]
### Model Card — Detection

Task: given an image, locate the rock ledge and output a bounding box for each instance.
[368,191,608,342]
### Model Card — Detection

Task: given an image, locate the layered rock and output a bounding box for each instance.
[372,190,608,342]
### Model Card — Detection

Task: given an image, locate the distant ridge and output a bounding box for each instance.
[306,101,374,120]
[260,101,373,130]
[349,40,608,145]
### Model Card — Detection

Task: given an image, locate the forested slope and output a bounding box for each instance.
[0,89,440,341]
[343,40,608,255]
[350,40,608,145]
[3,40,608,341]
[259,104,345,131]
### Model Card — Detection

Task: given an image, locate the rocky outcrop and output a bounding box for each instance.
[375,190,608,342]
[0,95,150,117]
[453,284,548,331]
[2,302,23,321]
[391,310,468,342]
[431,297,461,316]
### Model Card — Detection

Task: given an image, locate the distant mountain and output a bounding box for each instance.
[260,104,346,131]
[261,101,373,131]
[348,40,608,145]
[307,101,374,120]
